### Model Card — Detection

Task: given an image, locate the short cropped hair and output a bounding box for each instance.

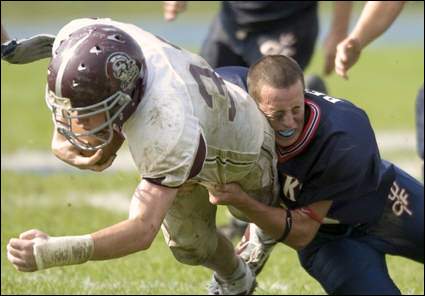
[247,55,305,103]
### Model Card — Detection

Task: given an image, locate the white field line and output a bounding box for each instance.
[11,191,131,214]
[1,148,137,173]
[1,131,422,179]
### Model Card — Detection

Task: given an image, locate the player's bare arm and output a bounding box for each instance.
[335,1,406,79]
[209,183,332,250]
[7,180,178,271]
[323,1,353,76]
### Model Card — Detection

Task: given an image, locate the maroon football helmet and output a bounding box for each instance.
[45,23,146,151]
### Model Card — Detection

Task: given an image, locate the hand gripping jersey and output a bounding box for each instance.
[54,19,277,198]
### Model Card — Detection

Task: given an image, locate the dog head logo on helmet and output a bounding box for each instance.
[46,23,146,151]
[106,52,141,92]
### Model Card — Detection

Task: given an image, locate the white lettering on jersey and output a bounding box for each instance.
[308,90,341,104]
[282,175,303,202]
[388,181,412,216]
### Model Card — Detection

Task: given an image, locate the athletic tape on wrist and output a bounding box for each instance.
[33,235,94,270]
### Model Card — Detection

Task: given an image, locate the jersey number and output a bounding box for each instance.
[189,64,236,121]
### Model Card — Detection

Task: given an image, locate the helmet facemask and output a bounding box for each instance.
[46,87,132,151]
[46,23,146,152]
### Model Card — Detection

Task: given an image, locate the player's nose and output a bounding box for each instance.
[282,114,296,129]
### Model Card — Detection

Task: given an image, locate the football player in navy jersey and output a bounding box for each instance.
[211,56,424,294]
[164,1,354,240]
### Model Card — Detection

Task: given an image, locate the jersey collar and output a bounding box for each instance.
[276,98,321,163]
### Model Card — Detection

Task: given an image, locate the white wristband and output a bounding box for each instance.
[33,235,94,270]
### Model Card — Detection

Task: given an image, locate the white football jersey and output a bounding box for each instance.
[54,18,274,189]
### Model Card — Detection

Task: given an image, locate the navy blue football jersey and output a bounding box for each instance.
[277,90,395,225]
[216,66,396,226]
[221,1,317,29]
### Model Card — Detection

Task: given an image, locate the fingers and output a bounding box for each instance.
[334,38,361,80]
[164,11,175,22]
[335,51,349,80]
[208,188,231,205]
[7,251,36,272]
[7,243,24,258]
[7,240,37,272]
[7,250,27,268]
[86,149,104,165]
[8,238,25,251]
[73,149,103,168]
[19,229,47,240]
[335,67,348,80]
[164,1,186,21]
[208,192,220,205]
[89,154,117,172]
[53,135,107,170]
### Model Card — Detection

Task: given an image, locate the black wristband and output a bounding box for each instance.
[1,39,17,58]
[278,208,293,242]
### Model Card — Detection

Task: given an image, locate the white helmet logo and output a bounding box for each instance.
[107,52,139,91]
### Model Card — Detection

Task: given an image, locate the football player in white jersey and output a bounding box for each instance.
[6,18,278,295]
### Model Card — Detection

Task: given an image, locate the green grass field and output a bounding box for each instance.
[2,172,424,294]
[1,1,424,295]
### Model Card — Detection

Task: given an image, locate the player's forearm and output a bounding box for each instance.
[33,181,176,270]
[90,218,156,260]
[91,181,176,260]
[33,218,157,270]
[232,192,286,240]
[234,194,331,250]
[329,1,353,36]
[235,200,316,250]
[350,1,406,49]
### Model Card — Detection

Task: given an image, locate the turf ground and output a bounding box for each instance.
[1,172,424,294]
[1,1,424,294]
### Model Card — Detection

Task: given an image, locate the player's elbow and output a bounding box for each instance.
[284,222,319,251]
[134,220,160,251]
[286,234,315,251]
[133,232,153,251]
